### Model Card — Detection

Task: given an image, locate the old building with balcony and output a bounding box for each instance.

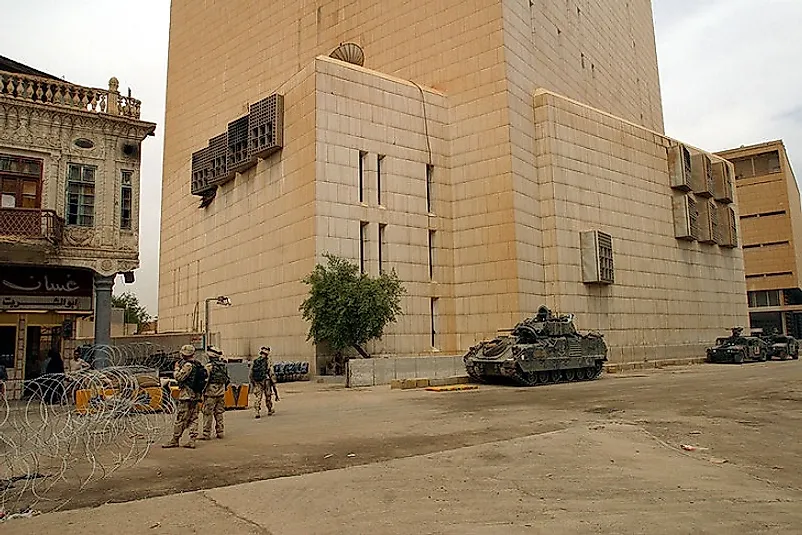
[0,55,155,399]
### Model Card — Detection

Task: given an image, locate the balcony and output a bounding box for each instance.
[0,208,64,245]
[0,70,141,119]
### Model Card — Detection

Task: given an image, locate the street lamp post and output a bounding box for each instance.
[204,295,231,350]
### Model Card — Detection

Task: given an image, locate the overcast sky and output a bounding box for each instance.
[1,1,800,316]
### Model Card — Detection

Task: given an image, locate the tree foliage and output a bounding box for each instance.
[111,292,151,328]
[300,253,405,360]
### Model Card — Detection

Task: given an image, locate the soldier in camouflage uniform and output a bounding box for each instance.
[163,345,204,449]
[200,346,229,440]
[251,346,279,418]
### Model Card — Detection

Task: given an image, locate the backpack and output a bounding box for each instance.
[252,356,268,382]
[208,361,230,386]
[181,361,208,395]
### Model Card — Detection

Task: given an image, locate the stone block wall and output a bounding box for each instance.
[533,90,748,363]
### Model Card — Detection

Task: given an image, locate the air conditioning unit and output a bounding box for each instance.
[697,198,718,244]
[712,160,734,204]
[673,194,698,241]
[580,230,614,284]
[668,144,692,191]
[718,205,738,248]
[692,153,715,197]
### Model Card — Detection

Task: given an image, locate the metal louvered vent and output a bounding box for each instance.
[581,230,614,285]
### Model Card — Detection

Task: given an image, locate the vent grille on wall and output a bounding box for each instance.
[712,160,735,204]
[189,93,285,199]
[191,146,213,195]
[692,153,715,198]
[697,198,716,244]
[208,133,230,187]
[581,230,614,285]
[673,193,699,241]
[248,94,284,160]
[668,144,692,192]
[718,205,738,248]
[227,115,254,174]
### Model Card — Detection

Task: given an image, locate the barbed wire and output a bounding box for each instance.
[0,360,177,517]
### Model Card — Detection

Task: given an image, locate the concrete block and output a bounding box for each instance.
[390,379,403,390]
[373,358,395,384]
[415,378,430,388]
[346,359,374,387]
[395,358,417,380]
[400,378,418,390]
[431,357,457,378]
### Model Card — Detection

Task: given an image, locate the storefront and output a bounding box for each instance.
[0,265,94,399]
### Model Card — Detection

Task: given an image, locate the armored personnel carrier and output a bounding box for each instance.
[706,327,768,364]
[463,305,608,386]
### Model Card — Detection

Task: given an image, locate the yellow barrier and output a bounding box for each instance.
[75,386,164,414]
[170,384,250,410]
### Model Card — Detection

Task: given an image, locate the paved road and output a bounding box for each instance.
[4,361,802,533]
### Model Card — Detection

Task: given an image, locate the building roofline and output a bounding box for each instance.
[716,139,786,157]
[0,54,63,81]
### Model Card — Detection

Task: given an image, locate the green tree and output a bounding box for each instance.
[300,253,405,365]
[111,292,151,329]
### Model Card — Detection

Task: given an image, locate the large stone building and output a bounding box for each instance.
[158,0,747,370]
[718,141,802,336]
[0,55,155,398]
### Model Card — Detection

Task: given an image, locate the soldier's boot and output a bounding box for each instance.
[183,437,196,449]
[216,433,224,439]
[162,438,180,448]
[198,436,211,441]
[268,408,275,416]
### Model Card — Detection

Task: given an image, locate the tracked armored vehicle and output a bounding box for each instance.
[706,327,768,364]
[463,305,608,386]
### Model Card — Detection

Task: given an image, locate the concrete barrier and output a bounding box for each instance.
[346,355,465,387]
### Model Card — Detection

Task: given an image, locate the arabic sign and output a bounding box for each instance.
[0,295,93,312]
[1,266,93,297]
[1,266,94,312]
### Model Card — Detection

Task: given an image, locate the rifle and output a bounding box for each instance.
[271,380,280,402]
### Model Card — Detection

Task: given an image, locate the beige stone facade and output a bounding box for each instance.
[159,0,746,368]
[717,141,802,336]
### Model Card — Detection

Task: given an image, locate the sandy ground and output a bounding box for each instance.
[4,360,802,533]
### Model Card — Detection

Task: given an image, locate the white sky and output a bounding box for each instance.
[1,0,801,317]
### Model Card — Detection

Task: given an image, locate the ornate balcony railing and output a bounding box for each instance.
[0,70,141,119]
[0,208,64,245]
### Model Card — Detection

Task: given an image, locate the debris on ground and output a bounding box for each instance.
[0,508,41,522]
[324,454,334,459]
[425,385,479,392]
[710,458,729,465]
[346,453,356,458]
[680,444,709,452]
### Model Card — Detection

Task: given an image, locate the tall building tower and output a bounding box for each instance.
[159,0,746,374]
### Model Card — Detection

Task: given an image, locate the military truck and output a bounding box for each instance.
[706,327,768,364]
[762,331,800,361]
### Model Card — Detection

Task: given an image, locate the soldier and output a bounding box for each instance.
[163,344,207,449]
[200,346,230,440]
[250,346,279,418]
